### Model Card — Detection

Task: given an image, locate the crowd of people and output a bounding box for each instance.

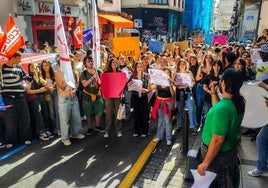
[0,32,268,186]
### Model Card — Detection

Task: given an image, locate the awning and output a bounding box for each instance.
[98,14,133,28]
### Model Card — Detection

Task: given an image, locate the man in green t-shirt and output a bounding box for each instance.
[80,56,104,135]
[197,68,245,188]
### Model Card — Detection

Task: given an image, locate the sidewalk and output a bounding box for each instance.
[153,131,268,188]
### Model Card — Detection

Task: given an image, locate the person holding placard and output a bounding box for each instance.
[151,68,175,145]
[103,58,125,138]
[174,59,197,135]
[128,62,150,137]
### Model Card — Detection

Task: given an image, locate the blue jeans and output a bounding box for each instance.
[203,101,212,117]
[176,91,197,129]
[58,96,82,140]
[157,101,172,141]
[46,91,60,133]
[256,124,268,171]
[195,83,205,126]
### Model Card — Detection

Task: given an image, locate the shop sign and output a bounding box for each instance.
[17,0,35,15]
[16,0,79,17]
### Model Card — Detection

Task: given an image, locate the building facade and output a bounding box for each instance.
[121,0,185,42]
[214,0,236,32]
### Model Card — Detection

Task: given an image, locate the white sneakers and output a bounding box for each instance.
[117,131,123,138]
[61,139,71,146]
[104,132,123,138]
[153,138,172,145]
[104,132,109,138]
[248,168,268,177]
[166,140,172,146]
[70,134,85,139]
[153,138,160,143]
[62,134,85,146]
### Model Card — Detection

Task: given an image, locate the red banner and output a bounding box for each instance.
[67,17,74,31]
[0,15,24,58]
[100,72,127,99]
[73,19,83,49]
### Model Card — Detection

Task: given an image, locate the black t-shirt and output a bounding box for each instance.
[157,85,171,98]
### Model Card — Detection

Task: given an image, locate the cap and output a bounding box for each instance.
[258,44,268,53]
[222,68,243,94]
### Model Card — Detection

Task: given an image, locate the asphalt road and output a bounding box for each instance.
[0,118,158,188]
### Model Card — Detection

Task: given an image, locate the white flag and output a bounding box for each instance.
[91,0,101,69]
[54,0,75,87]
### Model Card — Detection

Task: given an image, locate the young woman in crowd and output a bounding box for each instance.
[174,59,198,135]
[128,62,150,137]
[26,63,50,141]
[195,52,214,128]
[40,60,60,135]
[202,60,223,116]
[173,46,183,59]
[151,68,175,145]
[103,58,124,138]
[233,58,251,82]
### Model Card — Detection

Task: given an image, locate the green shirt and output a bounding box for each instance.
[80,70,100,101]
[202,98,244,152]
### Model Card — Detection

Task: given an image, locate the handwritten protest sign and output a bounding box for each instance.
[101,72,127,99]
[174,73,193,87]
[164,42,176,52]
[174,41,189,51]
[148,40,164,53]
[113,37,140,61]
[213,35,228,45]
[250,48,261,64]
[128,79,143,92]
[148,69,170,86]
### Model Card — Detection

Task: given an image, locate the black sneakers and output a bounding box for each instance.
[95,127,105,133]
[191,128,198,136]
[86,128,94,135]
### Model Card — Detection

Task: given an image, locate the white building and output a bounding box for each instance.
[214,0,236,32]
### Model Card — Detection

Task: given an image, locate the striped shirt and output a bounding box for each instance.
[1,64,28,97]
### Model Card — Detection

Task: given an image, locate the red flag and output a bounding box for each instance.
[73,19,83,49]
[0,26,5,49]
[0,15,24,58]
[67,17,74,31]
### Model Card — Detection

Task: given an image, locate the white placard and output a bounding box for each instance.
[128,79,143,92]
[148,69,170,86]
[174,73,193,87]
[240,82,268,128]
[190,169,217,188]
[121,67,132,79]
